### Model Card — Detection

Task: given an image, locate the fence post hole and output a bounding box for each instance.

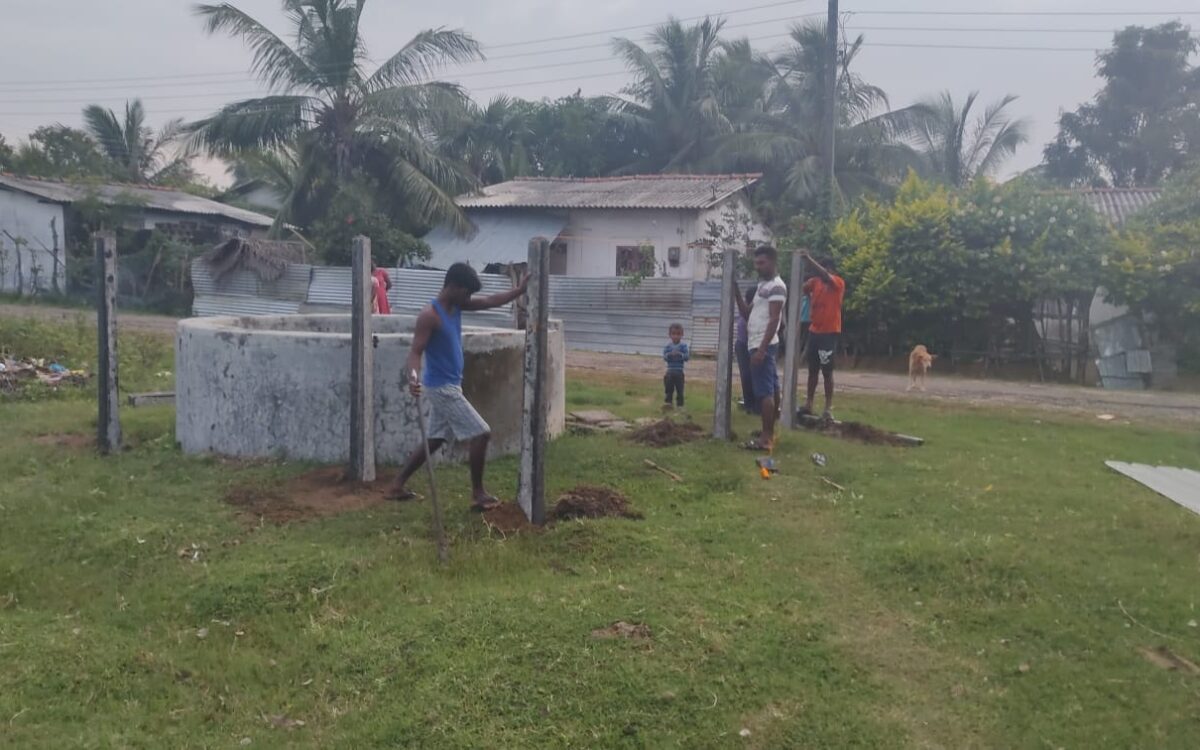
[95,231,121,454]
[780,248,806,429]
[349,235,376,482]
[712,246,736,440]
[518,236,551,524]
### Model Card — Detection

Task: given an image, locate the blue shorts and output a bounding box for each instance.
[749,345,779,405]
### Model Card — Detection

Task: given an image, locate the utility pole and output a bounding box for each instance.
[822,0,839,214]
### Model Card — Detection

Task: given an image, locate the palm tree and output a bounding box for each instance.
[82,99,193,184]
[716,22,921,205]
[440,96,532,185]
[610,17,732,172]
[187,0,481,232]
[911,91,1029,187]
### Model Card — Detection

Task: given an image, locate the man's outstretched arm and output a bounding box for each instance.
[801,251,833,285]
[462,273,531,311]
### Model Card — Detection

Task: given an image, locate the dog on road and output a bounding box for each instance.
[908,345,935,391]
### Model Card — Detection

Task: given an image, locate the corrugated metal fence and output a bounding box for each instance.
[191,260,733,356]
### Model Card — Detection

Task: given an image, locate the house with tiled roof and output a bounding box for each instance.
[423,174,768,279]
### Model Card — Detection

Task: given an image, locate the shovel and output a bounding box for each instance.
[413,373,449,564]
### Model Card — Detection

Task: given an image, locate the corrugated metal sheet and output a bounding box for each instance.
[690,280,757,356]
[424,210,567,269]
[457,174,760,210]
[547,276,693,355]
[1073,188,1162,227]
[193,294,302,317]
[0,174,273,227]
[1107,461,1200,517]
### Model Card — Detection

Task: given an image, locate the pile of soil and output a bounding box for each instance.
[820,420,917,447]
[483,503,538,535]
[628,419,705,447]
[225,466,391,525]
[553,485,644,521]
[484,485,644,535]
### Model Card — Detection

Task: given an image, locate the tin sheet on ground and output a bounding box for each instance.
[1106,461,1200,517]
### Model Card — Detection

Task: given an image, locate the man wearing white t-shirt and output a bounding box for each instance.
[734,245,787,451]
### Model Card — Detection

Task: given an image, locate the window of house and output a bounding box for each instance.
[667,246,681,267]
[616,245,654,276]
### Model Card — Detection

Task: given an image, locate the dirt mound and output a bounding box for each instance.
[225,466,391,525]
[483,503,538,536]
[628,419,704,447]
[553,485,643,521]
[591,621,652,640]
[820,420,919,447]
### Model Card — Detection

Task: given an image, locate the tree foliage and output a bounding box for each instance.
[1044,22,1200,187]
[1103,165,1200,366]
[82,99,195,185]
[911,91,1029,188]
[187,0,481,235]
[9,126,113,181]
[822,174,1110,360]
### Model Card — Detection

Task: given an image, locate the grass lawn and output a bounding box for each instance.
[2,320,1200,748]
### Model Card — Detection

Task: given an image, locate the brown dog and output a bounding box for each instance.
[908,345,935,391]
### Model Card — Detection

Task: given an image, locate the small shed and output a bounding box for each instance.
[424,174,768,280]
[0,173,274,294]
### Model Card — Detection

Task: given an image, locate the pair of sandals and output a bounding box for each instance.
[386,489,501,512]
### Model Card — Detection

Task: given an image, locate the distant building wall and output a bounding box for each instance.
[0,189,66,293]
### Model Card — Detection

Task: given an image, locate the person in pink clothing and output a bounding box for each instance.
[371,262,392,314]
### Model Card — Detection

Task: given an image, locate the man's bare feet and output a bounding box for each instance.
[386,487,422,502]
[471,493,501,512]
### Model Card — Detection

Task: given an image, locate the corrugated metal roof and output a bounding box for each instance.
[456,174,761,210]
[425,210,567,269]
[0,173,274,227]
[1107,461,1200,517]
[1072,188,1162,227]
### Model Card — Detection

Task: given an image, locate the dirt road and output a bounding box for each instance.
[6,303,1197,423]
[567,350,1200,424]
[1,303,179,335]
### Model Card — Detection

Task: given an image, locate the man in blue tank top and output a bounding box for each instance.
[388,263,529,511]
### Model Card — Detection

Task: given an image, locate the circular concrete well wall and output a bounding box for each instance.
[176,314,565,464]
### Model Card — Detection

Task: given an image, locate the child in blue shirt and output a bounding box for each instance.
[663,323,690,408]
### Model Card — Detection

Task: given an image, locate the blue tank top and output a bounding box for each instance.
[423,299,464,387]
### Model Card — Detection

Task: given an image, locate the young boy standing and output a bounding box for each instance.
[388,263,529,511]
[662,323,690,408]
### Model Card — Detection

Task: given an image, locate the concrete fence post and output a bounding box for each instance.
[518,236,551,524]
[712,247,736,440]
[780,249,806,429]
[95,231,121,454]
[349,235,376,481]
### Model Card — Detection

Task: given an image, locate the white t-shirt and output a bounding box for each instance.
[747,275,787,350]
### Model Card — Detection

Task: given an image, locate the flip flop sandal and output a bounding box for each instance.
[741,440,769,451]
[386,489,423,502]
[471,497,502,512]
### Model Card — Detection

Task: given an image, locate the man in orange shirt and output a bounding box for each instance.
[800,252,845,422]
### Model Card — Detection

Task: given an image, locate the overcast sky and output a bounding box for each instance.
[1,0,1195,186]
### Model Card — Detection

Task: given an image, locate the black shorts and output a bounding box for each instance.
[807,333,839,369]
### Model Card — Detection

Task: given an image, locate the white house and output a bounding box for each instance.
[0,174,273,294]
[423,174,768,279]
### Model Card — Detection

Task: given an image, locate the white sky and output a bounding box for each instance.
[0,0,1195,187]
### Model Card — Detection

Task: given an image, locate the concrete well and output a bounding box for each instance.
[176,314,565,463]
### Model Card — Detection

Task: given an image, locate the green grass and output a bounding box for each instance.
[2,328,1200,747]
[0,315,174,401]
